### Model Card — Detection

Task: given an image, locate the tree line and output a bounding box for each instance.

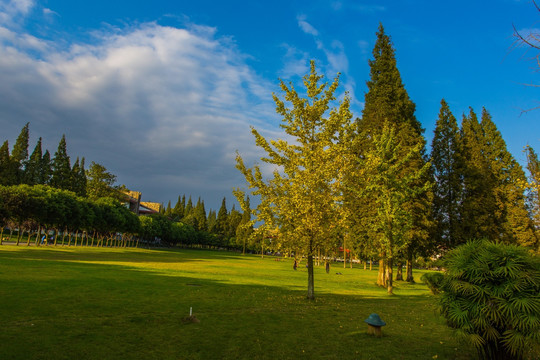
[0,126,256,249]
[235,24,540,299]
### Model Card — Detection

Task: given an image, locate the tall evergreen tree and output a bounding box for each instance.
[165,200,173,217]
[24,137,43,185]
[172,195,185,219]
[207,209,217,233]
[50,135,72,190]
[356,23,432,285]
[431,99,463,251]
[184,196,193,218]
[361,24,421,142]
[460,108,495,241]
[193,198,207,232]
[11,122,29,183]
[0,141,17,186]
[71,157,87,197]
[41,150,51,185]
[227,205,242,246]
[480,109,535,246]
[215,197,229,239]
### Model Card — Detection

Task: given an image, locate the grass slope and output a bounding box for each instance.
[0,246,471,359]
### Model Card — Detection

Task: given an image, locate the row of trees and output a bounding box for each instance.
[235,24,540,299]
[0,181,258,251]
[0,127,257,251]
[0,184,139,247]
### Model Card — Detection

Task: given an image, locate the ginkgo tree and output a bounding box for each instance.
[235,61,353,300]
[355,123,431,294]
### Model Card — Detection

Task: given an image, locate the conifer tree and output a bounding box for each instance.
[11,122,29,183]
[172,195,185,219]
[460,108,535,247]
[480,109,535,246]
[71,157,87,196]
[184,196,193,217]
[460,108,495,241]
[24,137,43,185]
[41,150,51,185]
[165,200,172,217]
[431,99,463,251]
[0,141,17,186]
[227,205,242,242]
[193,198,207,232]
[215,197,229,239]
[357,24,432,285]
[207,209,217,233]
[50,135,72,190]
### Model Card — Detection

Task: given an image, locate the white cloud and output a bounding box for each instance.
[297,15,319,36]
[0,0,35,26]
[0,21,279,209]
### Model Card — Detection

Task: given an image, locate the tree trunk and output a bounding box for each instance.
[16,225,21,246]
[343,238,347,269]
[377,258,386,287]
[26,229,32,246]
[406,250,414,283]
[34,226,41,246]
[307,253,315,300]
[396,261,403,281]
[387,257,393,295]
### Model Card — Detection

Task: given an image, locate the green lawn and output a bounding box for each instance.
[0,246,471,359]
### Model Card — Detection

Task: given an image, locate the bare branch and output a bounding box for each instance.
[513,23,540,50]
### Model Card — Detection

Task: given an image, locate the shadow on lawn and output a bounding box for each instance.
[0,245,248,264]
[0,250,470,360]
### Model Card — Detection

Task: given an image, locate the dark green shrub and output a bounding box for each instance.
[439,240,540,360]
[420,272,444,294]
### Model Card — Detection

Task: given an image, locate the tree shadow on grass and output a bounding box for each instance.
[0,251,471,360]
[0,245,249,264]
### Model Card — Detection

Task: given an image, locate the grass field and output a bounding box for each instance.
[0,246,472,359]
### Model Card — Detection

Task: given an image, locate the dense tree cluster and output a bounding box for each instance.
[431,104,538,252]
[152,195,254,251]
[236,24,540,299]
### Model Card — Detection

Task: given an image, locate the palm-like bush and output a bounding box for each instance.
[421,272,444,295]
[439,240,539,360]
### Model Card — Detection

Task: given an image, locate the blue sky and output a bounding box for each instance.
[0,0,538,211]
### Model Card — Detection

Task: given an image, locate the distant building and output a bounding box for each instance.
[124,190,142,214]
[122,190,161,215]
[139,202,162,215]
